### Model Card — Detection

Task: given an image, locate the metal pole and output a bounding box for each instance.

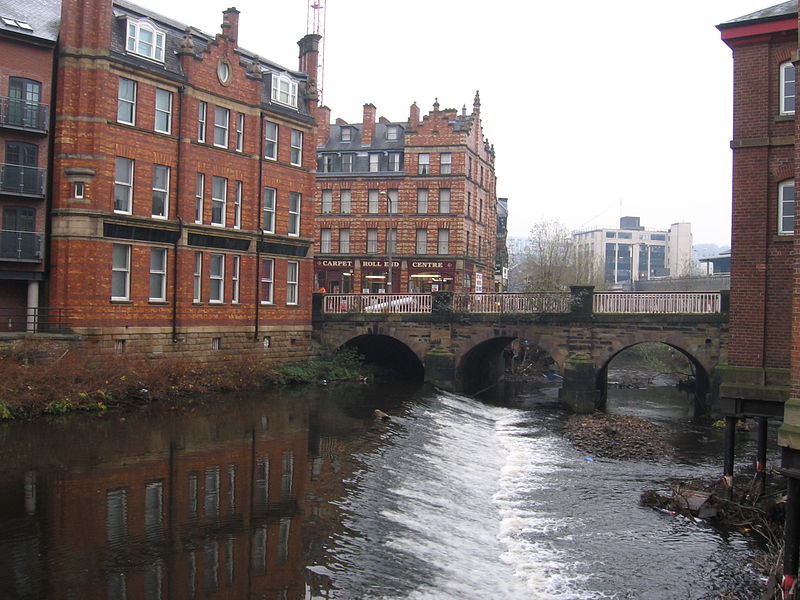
[756,417,768,496]
[723,415,736,497]
[383,191,392,293]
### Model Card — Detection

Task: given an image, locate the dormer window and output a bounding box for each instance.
[386,125,399,140]
[271,74,298,108]
[340,127,352,142]
[126,19,165,62]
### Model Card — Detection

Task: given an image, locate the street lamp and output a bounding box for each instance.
[382,191,393,294]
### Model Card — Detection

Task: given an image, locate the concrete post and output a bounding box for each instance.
[431,291,454,314]
[569,285,594,317]
[26,280,39,332]
[559,353,598,413]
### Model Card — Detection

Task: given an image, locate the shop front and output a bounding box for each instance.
[314,259,354,293]
[360,259,400,293]
[407,260,456,293]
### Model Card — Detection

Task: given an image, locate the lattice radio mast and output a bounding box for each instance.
[307,0,326,104]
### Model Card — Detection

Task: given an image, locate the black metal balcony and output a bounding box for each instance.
[0,229,43,261]
[0,97,48,132]
[0,163,46,196]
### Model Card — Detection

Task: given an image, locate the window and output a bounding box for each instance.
[439,188,450,213]
[478,235,483,258]
[111,244,131,300]
[204,467,220,518]
[440,152,452,174]
[416,229,427,254]
[198,101,207,142]
[369,153,380,172]
[106,488,127,544]
[466,231,471,256]
[126,19,165,62]
[231,255,240,303]
[320,228,331,253]
[271,74,298,107]
[235,113,244,151]
[193,253,202,302]
[386,125,399,140]
[233,181,242,229]
[386,228,397,253]
[214,107,229,148]
[114,157,133,214]
[340,127,351,142]
[210,254,224,302]
[322,189,333,213]
[149,248,167,301]
[418,153,429,175]
[7,77,42,128]
[342,154,353,172]
[286,261,299,305]
[154,89,172,133]
[211,176,226,226]
[260,258,274,304]
[74,182,85,199]
[388,152,401,172]
[388,189,399,213]
[367,228,377,253]
[781,61,796,115]
[290,130,303,166]
[438,228,449,254]
[417,188,429,213]
[340,189,351,213]
[779,179,795,235]
[264,122,278,160]
[117,78,136,124]
[339,228,350,253]
[368,189,380,213]
[288,192,301,235]
[195,173,204,223]
[262,187,276,233]
[151,165,169,218]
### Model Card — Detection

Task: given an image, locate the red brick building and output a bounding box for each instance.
[312,96,497,294]
[49,0,319,361]
[718,2,800,592]
[0,3,58,330]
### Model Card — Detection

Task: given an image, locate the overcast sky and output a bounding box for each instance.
[136,0,778,247]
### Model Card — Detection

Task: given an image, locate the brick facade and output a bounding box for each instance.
[313,95,498,294]
[47,0,319,363]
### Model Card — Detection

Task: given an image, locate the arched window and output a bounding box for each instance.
[778,179,795,235]
[780,61,795,115]
[126,19,165,62]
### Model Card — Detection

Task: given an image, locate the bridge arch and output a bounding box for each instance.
[329,332,424,381]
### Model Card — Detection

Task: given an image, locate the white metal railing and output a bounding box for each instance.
[453,292,573,313]
[593,292,721,314]
[323,294,432,314]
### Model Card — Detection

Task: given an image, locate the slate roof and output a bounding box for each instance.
[718,1,797,29]
[321,123,406,152]
[0,0,60,42]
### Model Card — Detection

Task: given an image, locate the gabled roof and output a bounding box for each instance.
[0,0,60,43]
[718,1,796,29]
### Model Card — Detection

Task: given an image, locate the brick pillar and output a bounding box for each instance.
[362,103,376,145]
[559,354,599,413]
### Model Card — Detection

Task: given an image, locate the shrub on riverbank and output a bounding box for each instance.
[0,341,365,419]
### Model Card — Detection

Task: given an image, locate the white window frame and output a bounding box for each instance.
[320,228,331,253]
[781,61,796,116]
[779,179,795,235]
[195,173,204,224]
[440,152,452,174]
[231,255,240,304]
[367,228,377,253]
[386,125,399,140]
[290,130,302,166]
[339,228,350,253]
[126,18,165,62]
[261,258,274,304]
[288,192,301,236]
[114,157,133,214]
[417,188,429,214]
[111,244,131,301]
[439,188,450,214]
[233,181,242,229]
[369,153,380,172]
[386,228,397,254]
[342,154,353,172]
[149,247,167,301]
[214,106,229,148]
[340,189,351,214]
[117,77,136,125]
[416,228,427,254]
[154,89,172,134]
[198,101,207,143]
[264,122,278,160]
[211,176,227,226]
[418,153,430,175]
[368,189,379,214]
[388,189,399,213]
[286,261,299,305]
[438,228,449,254]
[193,252,202,302]
[151,164,169,219]
[271,74,298,108]
[209,254,225,303]
[388,152,401,172]
[340,127,351,142]
[235,113,245,152]
[321,189,333,213]
[263,187,276,233]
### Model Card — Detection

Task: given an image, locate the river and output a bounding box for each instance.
[0,379,779,599]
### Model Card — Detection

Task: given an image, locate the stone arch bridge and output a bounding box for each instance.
[312,287,729,413]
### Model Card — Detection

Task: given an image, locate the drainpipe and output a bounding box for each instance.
[254,112,265,340]
[172,86,185,343]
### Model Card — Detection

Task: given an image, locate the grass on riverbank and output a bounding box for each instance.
[0,342,364,420]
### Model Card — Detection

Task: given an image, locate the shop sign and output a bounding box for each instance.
[316,259,354,268]
[410,261,455,270]
[362,260,400,268]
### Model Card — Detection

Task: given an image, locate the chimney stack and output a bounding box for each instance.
[408,102,420,129]
[362,103,376,145]
[222,8,239,45]
[315,106,331,146]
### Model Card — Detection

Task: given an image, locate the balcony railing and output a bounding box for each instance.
[0,307,71,333]
[453,292,573,313]
[0,163,46,196]
[0,97,49,132]
[0,229,43,261]
[593,292,721,314]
